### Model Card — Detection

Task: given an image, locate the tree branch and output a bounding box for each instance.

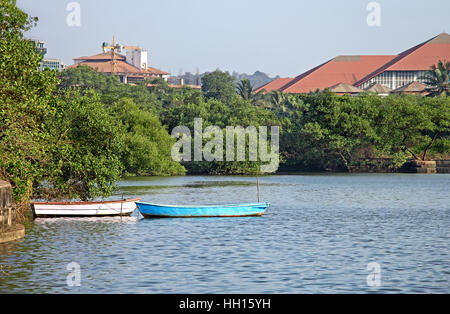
[422,132,438,161]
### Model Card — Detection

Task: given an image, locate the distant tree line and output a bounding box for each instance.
[1,1,449,207]
[57,67,450,175]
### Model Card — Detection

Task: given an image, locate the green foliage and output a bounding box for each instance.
[58,66,163,113]
[110,98,185,176]
[236,79,253,100]
[0,1,58,201]
[58,64,121,92]
[201,70,236,103]
[43,90,125,200]
[1,1,184,204]
[279,92,449,171]
[419,60,450,97]
[280,92,378,171]
[161,95,279,174]
[0,0,37,39]
[58,63,449,175]
[2,1,449,206]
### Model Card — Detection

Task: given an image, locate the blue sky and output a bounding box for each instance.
[18,0,450,77]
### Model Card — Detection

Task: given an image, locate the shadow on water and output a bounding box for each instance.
[116,180,278,197]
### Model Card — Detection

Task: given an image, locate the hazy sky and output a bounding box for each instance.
[18,0,450,77]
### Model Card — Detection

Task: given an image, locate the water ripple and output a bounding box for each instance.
[1,174,449,293]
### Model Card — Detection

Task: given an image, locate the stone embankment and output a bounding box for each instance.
[0,180,25,244]
[400,160,450,174]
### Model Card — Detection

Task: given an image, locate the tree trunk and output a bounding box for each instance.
[402,147,421,161]
[337,151,351,173]
[422,133,438,161]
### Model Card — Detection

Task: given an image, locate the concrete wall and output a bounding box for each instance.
[0,180,12,211]
[400,160,436,173]
[400,160,450,174]
[0,180,25,243]
[436,160,450,173]
[0,180,13,224]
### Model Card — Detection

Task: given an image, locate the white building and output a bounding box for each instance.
[126,49,148,70]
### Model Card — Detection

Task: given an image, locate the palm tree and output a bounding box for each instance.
[270,90,285,107]
[235,79,268,106]
[236,79,254,100]
[419,60,450,97]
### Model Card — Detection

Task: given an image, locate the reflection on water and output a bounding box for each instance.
[1,174,449,293]
[34,216,139,225]
[118,179,277,197]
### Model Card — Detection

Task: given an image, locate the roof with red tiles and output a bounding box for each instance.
[73,52,126,61]
[355,32,450,87]
[68,52,169,76]
[254,77,294,93]
[66,60,142,74]
[280,55,396,94]
[143,66,170,76]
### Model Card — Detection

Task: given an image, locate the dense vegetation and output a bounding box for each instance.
[59,66,449,175]
[0,1,183,206]
[1,1,449,207]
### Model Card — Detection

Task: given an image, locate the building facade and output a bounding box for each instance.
[68,43,169,83]
[358,70,427,90]
[261,33,450,94]
[41,58,66,72]
[30,40,66,72]
[34,40,47,56]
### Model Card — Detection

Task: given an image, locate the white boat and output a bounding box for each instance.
[31,198,141,218]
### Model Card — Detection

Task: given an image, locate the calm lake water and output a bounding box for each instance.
[1,174,449,293]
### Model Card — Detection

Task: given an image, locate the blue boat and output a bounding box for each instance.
[136,201,270,218]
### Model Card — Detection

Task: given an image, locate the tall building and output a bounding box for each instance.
[257,33,450,94]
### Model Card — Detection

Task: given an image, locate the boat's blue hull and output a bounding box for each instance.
[136,202,270,218]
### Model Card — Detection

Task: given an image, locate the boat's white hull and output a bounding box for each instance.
[32,199,140,217]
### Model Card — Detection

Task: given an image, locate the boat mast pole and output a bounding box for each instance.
[120,194,123,217]
[256,167,261,203]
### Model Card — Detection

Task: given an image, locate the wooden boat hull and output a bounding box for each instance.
[32,199,141,218]
[136,202,270,218]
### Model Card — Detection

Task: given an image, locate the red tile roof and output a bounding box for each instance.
[271,33,450,93]
[66,60,142,74]
[68,52,169,76]
[254,77,294,93]
[355,33,450,87]
[280,55,396,93]
[73,52,126,61]
[143,66,169,76]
